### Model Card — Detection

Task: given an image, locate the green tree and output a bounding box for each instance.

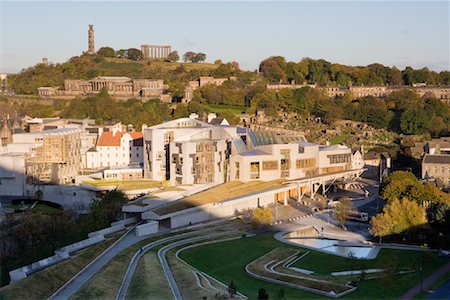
[183,51,196,62]
[167,51,180,62]
[259,57,287,83]
[192,53,206,63]
[97,47,115,58]
[400,108,431,135]
[258,288,269,300]
[335,197,352,229]
[251,207,273,229]
[116,49,127,58]
[370,198,427,238]
[127,48,142,60]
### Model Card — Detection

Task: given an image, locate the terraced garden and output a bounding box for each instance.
[179,232,450,299]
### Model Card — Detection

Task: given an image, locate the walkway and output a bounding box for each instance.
[115,225,236,300]
[49,228,149,300]
[400,261,450,300]
[49,219,233,300]
[158,231,240,300]
[427,279,450,300]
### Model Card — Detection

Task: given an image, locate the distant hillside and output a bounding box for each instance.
[7,55,221,95]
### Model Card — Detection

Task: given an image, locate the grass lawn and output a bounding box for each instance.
[82,179,162,191]
[204,103,248,115]
[179,233,450,299]
[4,203,61,214]
[330,134,350,145]
[153,180,283,216]
[126,250,171,300]
[0,237,117,300]
[291,247,436,275]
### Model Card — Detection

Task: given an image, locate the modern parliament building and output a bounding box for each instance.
[143,115,359,186]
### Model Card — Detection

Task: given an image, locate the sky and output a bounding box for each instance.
[1,1,449,73]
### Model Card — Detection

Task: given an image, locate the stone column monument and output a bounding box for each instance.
[88,24,95,55]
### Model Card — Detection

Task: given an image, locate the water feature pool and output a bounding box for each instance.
[285,237,376,259]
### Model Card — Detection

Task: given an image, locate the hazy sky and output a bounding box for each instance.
[1,1,449,73]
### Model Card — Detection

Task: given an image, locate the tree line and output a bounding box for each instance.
[191,81,450,137]
[259,56,450,86]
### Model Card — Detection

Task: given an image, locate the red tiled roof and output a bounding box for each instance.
[129,132,143,139]
[97,131,143,147]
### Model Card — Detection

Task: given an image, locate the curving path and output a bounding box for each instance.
[48,227,150,300]
[115,225,237,300]
[157,231,241,300]
[48,219,234,300]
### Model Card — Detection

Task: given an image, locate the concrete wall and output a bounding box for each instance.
[168,185,284,228]
[111,216,139,227]
[58,235,105,254]
[135,221,159,236]
[24,185,96,211]
[88,223,125,238]
[9,234,106,283]
[9,252,70,282]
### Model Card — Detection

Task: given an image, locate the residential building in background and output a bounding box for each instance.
[422,154,450,188]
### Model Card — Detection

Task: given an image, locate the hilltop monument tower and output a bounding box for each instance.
[88,24,95,54]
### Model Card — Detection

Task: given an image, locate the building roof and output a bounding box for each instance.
[209,118,225,126]
[423,154,450,165]
[248,131,306,147]
[93,76,131,81]
[363,152,380,160]
[97,131,143,147]
[233,138,248,154]
[239,149,271,156]
[319,144,349,151]
[297,141,317,147]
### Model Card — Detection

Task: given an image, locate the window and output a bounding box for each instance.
[235,162,240,179]
[250,162,260,179]
[296,158,316,169]
[263,161,278,170]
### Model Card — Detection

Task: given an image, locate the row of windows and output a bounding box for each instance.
[425,166,450,174]
[91,153,139,158]
[296,158,316,169]
[328,154,351,164]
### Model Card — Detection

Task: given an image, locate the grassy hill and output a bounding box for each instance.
[7,54,219,95]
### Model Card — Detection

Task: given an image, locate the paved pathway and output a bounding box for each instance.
[427,279,450,300]
[158,231,240,300]
[49,228,149,300]
[115,225,235,300]
[400,261,450,300]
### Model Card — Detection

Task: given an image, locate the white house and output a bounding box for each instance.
[86,131,143,169]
